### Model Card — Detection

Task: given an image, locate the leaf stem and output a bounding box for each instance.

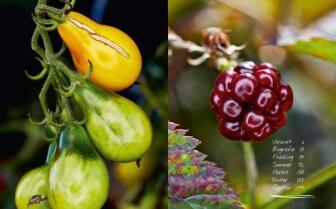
[242,142,258,209]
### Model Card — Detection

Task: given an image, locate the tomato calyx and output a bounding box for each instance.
[34,0,75,25]
[59,125,99,159]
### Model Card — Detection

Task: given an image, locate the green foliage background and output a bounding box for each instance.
[169,0,336,208]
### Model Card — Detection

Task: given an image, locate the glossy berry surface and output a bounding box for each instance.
[210,62,293,141]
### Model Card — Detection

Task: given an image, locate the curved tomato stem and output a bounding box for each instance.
[55,43,67,58]
[38,71,53,119]
[28,0,90,141]
[24,67,49,81]
[31,28,45,58]
[35,4,66,23]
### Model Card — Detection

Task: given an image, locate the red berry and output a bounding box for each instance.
[271,112,287,130]
[242,110,266,132]
[215,114,222,122]
[210,90,223,112]
[278,83,293,111]
[233,61,256,74]
[215,71,238,94]
[219,120,247,140]
[219,98,244,120]
[252,123,272,141]
[257,62,281,80]
[231,73,258,102]
[255,69,279,91]
[252,88,276,112]
[267,101,283,124]
[210,62,293,141]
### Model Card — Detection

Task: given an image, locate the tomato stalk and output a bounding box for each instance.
[28,0,88,138]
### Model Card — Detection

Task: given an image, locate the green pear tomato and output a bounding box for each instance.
[15,166,51,209]
[27,200,51,209]
[74,82,152,162]
[48,125,109,209]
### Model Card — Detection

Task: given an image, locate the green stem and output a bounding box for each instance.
[35,4,65,21]
[38,70,53,117]
[261,163,336,209]
[46,142,57,165]
[242,142,258,209]
[60,95,74,125]
[39,29,54,61]
[31,28,45,58]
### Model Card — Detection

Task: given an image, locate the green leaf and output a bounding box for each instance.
[169,199,193,209]
[287,38,336,63]
[168,122,243,209]
[169,198,242,209]
[261,163,336,209]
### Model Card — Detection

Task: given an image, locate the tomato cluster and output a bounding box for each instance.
[210,62,293,141]
[16,11,152,209]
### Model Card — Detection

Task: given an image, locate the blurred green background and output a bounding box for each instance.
[0,0,167,209]
[169,0,336,208]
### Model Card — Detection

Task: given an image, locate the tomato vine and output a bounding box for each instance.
[27,0,90,142]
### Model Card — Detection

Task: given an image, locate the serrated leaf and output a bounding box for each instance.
[168,121,243,209]
[169,199,194,209]
[287,38,336,63]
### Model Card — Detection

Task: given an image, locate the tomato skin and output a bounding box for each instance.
[115,154,154,187]
[48,125,109,209]
[42,124,57,140]
[27,201,51,209]
[15,166,51,209]
[74,82,152,162]
[57,11,142,92]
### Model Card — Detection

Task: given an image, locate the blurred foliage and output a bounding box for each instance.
[287,38,336,64]
[169,0,336,209]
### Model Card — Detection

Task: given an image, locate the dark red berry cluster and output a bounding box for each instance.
[210,62,293,141]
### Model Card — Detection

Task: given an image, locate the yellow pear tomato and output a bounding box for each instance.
[57,11,142,91]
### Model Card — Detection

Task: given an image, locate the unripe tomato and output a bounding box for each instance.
[27,201,51,209]
[57,11,142,92]
[48,125,109,209]
[15,166,51,209]
[74,82,152,162]
[42,124,57,140]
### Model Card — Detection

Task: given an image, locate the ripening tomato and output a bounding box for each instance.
[74,82,152,162]
[115,154,155,187]
[57,11,142,92]
[15,166,51,209]
[48,125,109,209]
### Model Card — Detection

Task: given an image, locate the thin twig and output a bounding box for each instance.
[168,28,206,53]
